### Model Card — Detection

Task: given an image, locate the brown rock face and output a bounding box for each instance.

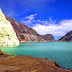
[41,34,55,41]
[0,55,71,72]
[5,15,38,35]
[5,15,55,42]
[59,31,72,41]
[0,49,5,55]
[5,15,45,42]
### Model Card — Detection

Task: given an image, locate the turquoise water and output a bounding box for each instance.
[0,42,72,69]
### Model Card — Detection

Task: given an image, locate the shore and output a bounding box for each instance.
[0,50,72,72]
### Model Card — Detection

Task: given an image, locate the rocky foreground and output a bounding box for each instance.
[0,50,72,72]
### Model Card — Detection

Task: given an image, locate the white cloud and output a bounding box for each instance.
[32,20,72,37]
[25,14,37,20]
[21,14,37,26]
[21,14,72,38]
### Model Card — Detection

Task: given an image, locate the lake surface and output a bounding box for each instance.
[0,42,72,69]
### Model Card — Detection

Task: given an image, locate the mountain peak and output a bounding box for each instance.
[0,9,6,19]
[59,31,72,41]
[0,9,4,15]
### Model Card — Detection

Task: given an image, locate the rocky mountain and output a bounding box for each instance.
[0,9,19,47]
[5,15,45,42]
[41,34,55,41]
[59,31,72,41]
[5,14,55,42]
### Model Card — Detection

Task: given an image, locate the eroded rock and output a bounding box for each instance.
[0,49,5,55]
[0,55,71,72]
[0,9,19,47]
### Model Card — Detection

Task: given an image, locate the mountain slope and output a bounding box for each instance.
[41,34,55,41]
[5,15,46,42]
[5,15,55,42]
[5,15,38,35]
[59,31,72,41]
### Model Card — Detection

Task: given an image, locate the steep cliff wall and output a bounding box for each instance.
[0,9,19,47]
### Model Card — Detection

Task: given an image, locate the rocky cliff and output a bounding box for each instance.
[5,15,39,42]
[59,31,72,41]
[5,15,55,42]
[0,9,19,47]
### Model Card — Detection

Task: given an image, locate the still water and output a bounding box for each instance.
[0,42,72,69]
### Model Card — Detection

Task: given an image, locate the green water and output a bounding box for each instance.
[0,42,72,69]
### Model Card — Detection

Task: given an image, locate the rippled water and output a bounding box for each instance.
[0,42,72,69]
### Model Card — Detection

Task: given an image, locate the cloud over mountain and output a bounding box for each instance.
[21,14,72,39]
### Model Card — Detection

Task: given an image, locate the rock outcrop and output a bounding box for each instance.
[0,55,71,72]
[0,49,5,55]
[59,31,72,41]
[0,9,19,47]
[5,15,54,42]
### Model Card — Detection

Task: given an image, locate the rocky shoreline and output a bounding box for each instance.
[0,49,72,72]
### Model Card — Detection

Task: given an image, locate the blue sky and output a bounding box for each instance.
[0,0,72,40]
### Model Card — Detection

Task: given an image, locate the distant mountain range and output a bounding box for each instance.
[5,15,72,42]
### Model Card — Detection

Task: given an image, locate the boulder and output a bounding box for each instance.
[0,49,5,55]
